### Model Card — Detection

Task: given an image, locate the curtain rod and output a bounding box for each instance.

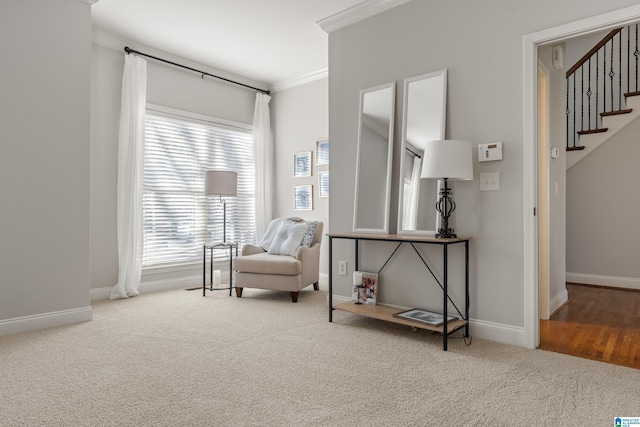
[124,46,270,95]
[405,146,421,158]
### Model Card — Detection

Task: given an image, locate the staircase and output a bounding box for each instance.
[566,24,640,169]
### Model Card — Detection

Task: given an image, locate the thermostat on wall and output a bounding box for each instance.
[478,141,503,162]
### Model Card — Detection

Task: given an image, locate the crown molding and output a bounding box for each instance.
[271,68,328,92]
[77,0,99,5]
[92,30,270,93]
[317,0,412,33]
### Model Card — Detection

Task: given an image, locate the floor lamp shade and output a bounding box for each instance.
[204,170,237,197]
[420,140,473,238]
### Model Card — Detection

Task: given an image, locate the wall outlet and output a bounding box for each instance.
[338,261,347,276]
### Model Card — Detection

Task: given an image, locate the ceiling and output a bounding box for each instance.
[91,0,365,88]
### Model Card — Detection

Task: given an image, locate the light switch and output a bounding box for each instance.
[480,172,500,191]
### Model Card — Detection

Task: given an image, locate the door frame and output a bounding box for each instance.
[537,60,550,322]
[523,4,640,349]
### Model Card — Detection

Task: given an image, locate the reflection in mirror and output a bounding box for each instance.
[397,69,447,235]
[353,82,396,233]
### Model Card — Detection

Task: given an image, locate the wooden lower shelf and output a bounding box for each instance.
[334,301,467,334]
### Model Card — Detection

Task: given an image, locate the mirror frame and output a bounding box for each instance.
[353,82,396,234]
[397,69,448,236]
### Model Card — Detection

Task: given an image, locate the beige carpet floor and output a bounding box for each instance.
[1,285,638,426]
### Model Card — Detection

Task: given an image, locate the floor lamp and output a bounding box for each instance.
[204,170,237,243]
[421,140,473,238]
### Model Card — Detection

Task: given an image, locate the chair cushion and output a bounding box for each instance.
[234,252,302,276]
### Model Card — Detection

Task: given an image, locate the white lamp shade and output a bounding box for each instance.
[421,139,473,180]
[204,170,237,196]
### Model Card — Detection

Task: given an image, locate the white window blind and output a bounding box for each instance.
[143,110,256,268]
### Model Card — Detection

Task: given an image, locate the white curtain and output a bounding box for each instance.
[406,156,422,230]
[110,54,147,299]
[253,93,273,240]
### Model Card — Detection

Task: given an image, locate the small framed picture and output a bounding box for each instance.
[318,171,329,198]
[294,185,313,211]
[315,138,329,165]
[293,151,312,177]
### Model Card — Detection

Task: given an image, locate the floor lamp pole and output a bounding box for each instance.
[222,197,227,243]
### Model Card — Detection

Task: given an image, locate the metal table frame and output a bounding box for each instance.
[328,233,470,351]
[203,242,238,297]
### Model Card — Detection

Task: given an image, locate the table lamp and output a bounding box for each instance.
[204,170,237,243]
[421,140,473,238]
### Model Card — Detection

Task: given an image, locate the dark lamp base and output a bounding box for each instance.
[435,231,457,239]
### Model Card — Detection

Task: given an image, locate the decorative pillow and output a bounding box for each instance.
[301,221,318,247]
[268,219,309,256]
[257,217,286,250]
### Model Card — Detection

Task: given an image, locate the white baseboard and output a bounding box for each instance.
[566,272,640,291]
[0,306,93,337]
[92,272,328,302]
[468,318,524,347]
[329,294,524,347]
[91,274,202,302]
[549,288,569,315]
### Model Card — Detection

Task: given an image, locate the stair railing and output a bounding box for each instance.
[566,24,640,150]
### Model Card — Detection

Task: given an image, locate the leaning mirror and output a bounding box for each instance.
[397,69,447,235]
[353,82,396,234]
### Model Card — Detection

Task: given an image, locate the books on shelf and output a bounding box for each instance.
[393,308,457,326]
[352,271,378,305]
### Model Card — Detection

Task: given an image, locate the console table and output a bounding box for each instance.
[327,233,470,351]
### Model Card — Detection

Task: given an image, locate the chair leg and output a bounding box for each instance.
[313,282,319,291]
[235,287,243,298]
[290,292,299,303]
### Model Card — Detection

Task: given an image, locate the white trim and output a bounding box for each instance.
[0,306,93,337]
[90,287,113,302]
[272,68,328,92]
[91,274,203,302]
[146,103,252,132]
[77,0,99,5]
[566,273,640,291]
[549,288,569,316]
[523,4,640,350]
[468,319,525,347]
[91,30,270,94]
[318,0,412,33]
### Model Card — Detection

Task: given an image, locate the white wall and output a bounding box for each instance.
[567,116,640,281]
[0,0,92,333]
[91,40,258,296]
[272,78,330,277]
[327,0,640,344]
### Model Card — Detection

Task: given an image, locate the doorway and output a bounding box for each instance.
[523,4,640,349]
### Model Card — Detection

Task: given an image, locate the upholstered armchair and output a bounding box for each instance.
[234,218,323,302]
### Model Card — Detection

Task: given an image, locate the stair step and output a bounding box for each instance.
[601,108,632,117]
[624,91,640,98]
[577,128,608,135]
[567,146,586,151]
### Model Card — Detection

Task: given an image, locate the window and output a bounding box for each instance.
[143,107,255,268]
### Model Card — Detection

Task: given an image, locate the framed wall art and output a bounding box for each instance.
[293,151,312,177]
[315,138,329,165]
[294,185,313,211]
[318,171,329,198]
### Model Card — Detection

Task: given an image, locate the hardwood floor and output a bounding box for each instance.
[539,283,640,370]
